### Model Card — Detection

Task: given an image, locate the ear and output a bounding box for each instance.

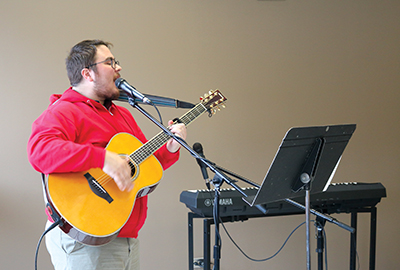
[81,68,94,82]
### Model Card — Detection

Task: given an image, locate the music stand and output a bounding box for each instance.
[244,124,356,270]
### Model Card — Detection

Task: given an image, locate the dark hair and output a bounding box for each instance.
[66,40,113,86]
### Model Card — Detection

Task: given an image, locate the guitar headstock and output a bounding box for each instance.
[200,89,227,115]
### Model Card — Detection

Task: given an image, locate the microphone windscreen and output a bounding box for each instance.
[115,77,124,88]
[193,142,203,153]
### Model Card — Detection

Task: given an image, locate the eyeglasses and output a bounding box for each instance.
[86,58,120,69]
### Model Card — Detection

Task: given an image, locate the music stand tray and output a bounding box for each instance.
[244,124,356,206]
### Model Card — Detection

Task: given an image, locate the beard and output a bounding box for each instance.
[93,79,120,101]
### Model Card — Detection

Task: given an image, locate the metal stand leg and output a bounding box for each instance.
[204,218,212,270]
[350,211,358,270]
[369,207,377,270]
[305,189,311,270]
[188,213,194,270]
[187,205,378,270]
[316,217,327,270]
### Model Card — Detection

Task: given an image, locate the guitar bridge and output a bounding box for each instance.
[84,173,114,204]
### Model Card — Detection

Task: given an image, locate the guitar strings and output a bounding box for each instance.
[94,103,208,187]
[95,158,136,186]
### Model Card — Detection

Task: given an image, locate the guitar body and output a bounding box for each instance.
[47,132,163,246]
[44,89,227,246]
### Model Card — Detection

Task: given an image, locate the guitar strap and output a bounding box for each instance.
[41,173,63,225]
[35,175,65,270]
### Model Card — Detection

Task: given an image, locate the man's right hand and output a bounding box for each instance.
[102,150,134,192]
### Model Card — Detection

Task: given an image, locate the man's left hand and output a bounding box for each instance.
[166,120,187,153]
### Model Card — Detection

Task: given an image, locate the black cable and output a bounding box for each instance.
[149,101,163,125]
[214,203,357,269]
[34,220,62,270]
[213,196,222,248]
[322,224,360,270]
[314,219,328,270]
[220,219,306,262]
[212,192,222,270]
[323,225,328,270]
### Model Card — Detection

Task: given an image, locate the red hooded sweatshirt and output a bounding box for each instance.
[28,87,179,238]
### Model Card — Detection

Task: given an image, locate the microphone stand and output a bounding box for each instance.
[125,97,241,194]
[193,157,267,270]
[125,97,254,270]
[126,98,192,152]
[126,97,245,193]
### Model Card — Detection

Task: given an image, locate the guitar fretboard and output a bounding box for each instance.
[130,103,207,165]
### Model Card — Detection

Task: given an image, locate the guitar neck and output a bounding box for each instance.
[130,103,208,165]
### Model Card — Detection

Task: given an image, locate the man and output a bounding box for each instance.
[27,40,187,270]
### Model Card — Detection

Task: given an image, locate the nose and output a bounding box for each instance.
[114,63,122,72]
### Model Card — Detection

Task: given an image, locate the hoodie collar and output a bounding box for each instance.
[50,87,116,112]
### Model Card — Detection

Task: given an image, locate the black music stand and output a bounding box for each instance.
[244,124,356,270]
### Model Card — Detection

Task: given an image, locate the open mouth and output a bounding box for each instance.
[113,74,121,82]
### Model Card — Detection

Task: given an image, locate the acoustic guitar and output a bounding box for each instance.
[45,90,226,246]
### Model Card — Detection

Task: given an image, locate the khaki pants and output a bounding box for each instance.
[45,221,140,270]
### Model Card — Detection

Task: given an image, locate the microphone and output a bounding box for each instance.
[193,142,211,190]
[118,90,195,108]
[115,78,151,104]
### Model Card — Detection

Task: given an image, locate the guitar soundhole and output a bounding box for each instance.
[119,154,138,181]
[127,157,138,181]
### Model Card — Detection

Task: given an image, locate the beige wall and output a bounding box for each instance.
[1,0,399,269]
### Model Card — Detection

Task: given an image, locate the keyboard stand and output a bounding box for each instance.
[187,206,379,270]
